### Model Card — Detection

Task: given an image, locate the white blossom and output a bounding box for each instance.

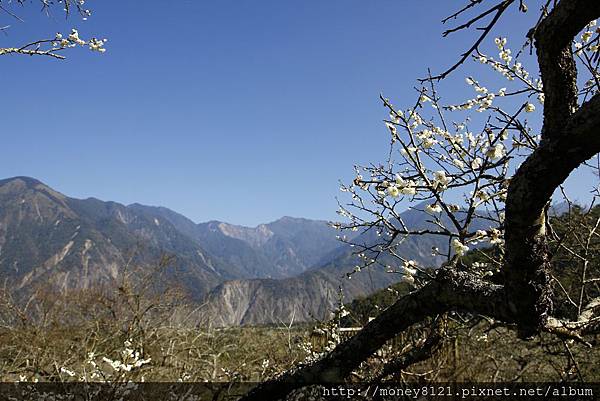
[400,185,416,195]
[452,159,465,169]
[401,260,417,276]
[537,93,545,104]
[68,29,86,46]
[489,228,504,245]
[60,367,76,377]
[387,185,400,198]
[425,203,442,214]
[485,143,506,160]
[452,239,469,256]
[432,170,451,188]
[422,137,437,148]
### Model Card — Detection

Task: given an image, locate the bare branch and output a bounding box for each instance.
[424,0,514,81]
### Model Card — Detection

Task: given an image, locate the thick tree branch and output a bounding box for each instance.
[544,296,600,345]
[504,93,600,334]
[533,0,600,136]
[503,0,600,336]
[240,268,508,401]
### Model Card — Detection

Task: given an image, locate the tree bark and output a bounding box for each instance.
[503,0,600,336]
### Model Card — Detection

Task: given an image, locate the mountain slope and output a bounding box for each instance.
[126,205,344,279]
[0,177,352,303]
[0,177,229,298]
[203,204,495,326]
[192,217,343,278]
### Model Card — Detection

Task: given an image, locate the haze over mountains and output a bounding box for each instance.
[0,176,451,325]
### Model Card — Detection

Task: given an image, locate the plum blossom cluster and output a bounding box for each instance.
[574,20,599,55]
[10,339,155,385]
[572,20,600,97]
[452,239,469,256]
[335,31,550,278]
[58,339,151,382]
[101,339,151,373]
[456,38,545,107]
[331,6,595,281]
[449,73,539,115]
[383,175,418,198]
[53,29,107,53]
[449,77,498,112]
[400,260,418,284]
[473,229,504,246]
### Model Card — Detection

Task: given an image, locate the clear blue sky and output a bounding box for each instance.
[0,1,594,226]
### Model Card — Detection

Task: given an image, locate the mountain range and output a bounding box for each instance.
[0,176,452,325]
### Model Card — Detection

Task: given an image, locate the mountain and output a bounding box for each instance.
[0,177,236,298]
[0,177,344,302]
[195,217,343,278]
[202,205,479,326]
[127,205,343,279]
[203,203,498,326]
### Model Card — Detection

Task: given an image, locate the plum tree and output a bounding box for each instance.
[242,1,600,399]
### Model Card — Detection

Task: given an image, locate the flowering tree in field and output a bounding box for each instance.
[243,1,600,399]
[0,0,105,59]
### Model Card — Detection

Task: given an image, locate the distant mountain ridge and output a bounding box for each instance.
[128,205,343,279]
[0,176,343,302]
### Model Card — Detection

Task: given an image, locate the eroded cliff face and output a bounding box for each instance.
[203,238,446,327]
[216,222,274,248]
[204,275,341,326]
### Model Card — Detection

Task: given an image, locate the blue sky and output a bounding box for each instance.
[0,1,595,226]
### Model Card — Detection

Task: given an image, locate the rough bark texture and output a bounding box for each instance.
[533,0,592,135]
[504,0,600,336]
[375,326,443,381]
